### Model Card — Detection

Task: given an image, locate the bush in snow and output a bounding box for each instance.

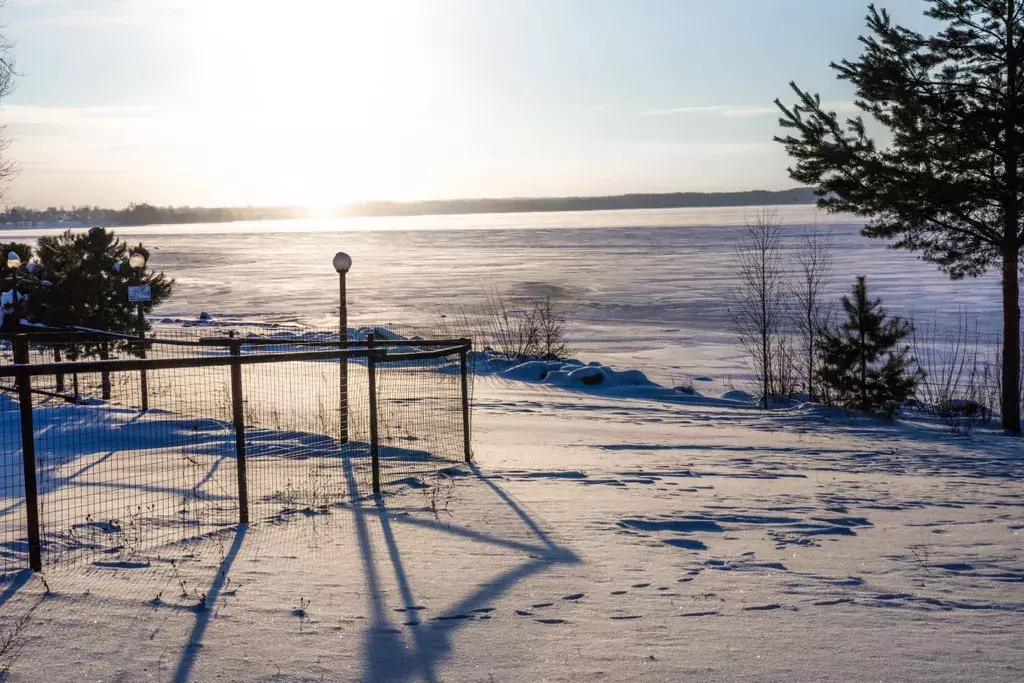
[436,283,574,363]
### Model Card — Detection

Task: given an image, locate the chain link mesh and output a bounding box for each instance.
[0,326,471,573]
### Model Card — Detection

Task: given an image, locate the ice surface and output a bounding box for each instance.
[1,204,1008,389]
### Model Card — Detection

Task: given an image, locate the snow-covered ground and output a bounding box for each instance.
[0,206,1019,680]
[0,377,1020,682]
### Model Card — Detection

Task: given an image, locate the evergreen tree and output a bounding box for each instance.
[817,276,920,416]
[30,228,173,357]
[0,242,38,332]
[775,1,1024,433]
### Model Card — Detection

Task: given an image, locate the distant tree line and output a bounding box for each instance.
[0,189,818,228]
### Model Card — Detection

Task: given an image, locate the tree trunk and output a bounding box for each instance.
[1001,247,1022,434]
[860,325,867,412]
[762,297,770,410]
[1002,1,1022,434]
[807,310,815,401]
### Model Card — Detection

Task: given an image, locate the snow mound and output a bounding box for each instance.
[722,389,754,403]
[501,361,657,390]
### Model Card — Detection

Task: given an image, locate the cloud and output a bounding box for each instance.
[641,104,777,117]
[1,105,157,126]
[641,100,858,118]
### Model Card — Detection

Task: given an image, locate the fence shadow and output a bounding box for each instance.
[345,458,580,683]
[170,524,247,683]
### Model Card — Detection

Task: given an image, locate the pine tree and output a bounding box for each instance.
[30,228,173,357]
[775,1,1024,434]
[817,276,920,416]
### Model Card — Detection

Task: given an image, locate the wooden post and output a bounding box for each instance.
[12,334,27,391]
[14,339,42,572]
[54,347,65,394]
[138,305,149,411]
[229,340,249,524]
[367,332,380,494]
[100,341,111,400]
[460,341,472,463]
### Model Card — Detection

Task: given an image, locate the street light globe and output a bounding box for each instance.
[129,253,146,269]
[333,251,352,273]
[6,252,20,270]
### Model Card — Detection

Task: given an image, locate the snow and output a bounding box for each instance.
[0,205,1020,680]
[0,380,1019,681]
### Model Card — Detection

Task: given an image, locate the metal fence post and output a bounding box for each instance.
[460,341,472,463]
[338,270,348,444]
[229,340,249,524]
[367,332,381,494]
[14,339,42,572]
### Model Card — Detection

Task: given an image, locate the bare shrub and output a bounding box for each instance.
[732,209,786,408]
[435,284,574,362]
[912,311,988,435]
[0,609,31,679]
[981,329,1024,429]
[789,226,834,400]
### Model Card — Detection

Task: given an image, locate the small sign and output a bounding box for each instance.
[128,285,152,303]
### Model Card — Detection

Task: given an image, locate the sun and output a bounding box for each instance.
[174,1,445,207]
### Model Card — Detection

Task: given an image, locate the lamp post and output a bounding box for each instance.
[129,252,149,411]
[6,251,20,332]
[333,251,352,444]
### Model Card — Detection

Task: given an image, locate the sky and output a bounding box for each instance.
[1,0,934,209]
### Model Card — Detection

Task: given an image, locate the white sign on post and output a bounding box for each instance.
[128,285,152,303]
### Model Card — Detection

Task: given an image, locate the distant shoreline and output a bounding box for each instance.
[2,188,817,229]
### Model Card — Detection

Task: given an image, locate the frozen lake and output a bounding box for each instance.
[3,204,1005,386]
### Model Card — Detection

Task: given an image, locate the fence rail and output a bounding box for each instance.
[0,329,473,573]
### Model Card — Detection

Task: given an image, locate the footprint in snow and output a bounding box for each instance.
[536,618,567,625]
[611,590,628,595]
[680,611,719,618]
[531,602,554,609]
[472,607,496,613]
[631,583,651,589]
[562,593,585,601]
[813,598,854,606]
[743,604,782,611]
[610,615,643,620]
[515,610,534,616]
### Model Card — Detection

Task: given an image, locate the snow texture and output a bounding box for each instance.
[0,380,1020,682]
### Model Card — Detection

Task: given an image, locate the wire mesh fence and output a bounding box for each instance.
[0,328,472,574]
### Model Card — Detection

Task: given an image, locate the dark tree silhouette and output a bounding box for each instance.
[30,228,174,353]
[775,1,1024,433]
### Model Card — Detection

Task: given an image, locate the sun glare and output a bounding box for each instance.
[175,1,446,207]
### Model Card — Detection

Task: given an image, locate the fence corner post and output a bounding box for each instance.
[367,332,380,494]
[14,347,42,572]
[460,340,472,463]
[229,339,249,524]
